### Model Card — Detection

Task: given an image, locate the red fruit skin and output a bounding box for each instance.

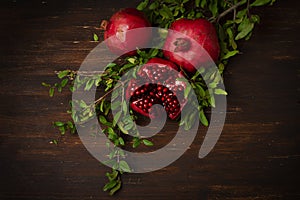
[104,8,152,56]
[163,18,220,73]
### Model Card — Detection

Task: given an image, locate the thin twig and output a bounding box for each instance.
[246,0,251,18]
[233,7,237,21]
[210,1,244,23]
[94,79,130,105]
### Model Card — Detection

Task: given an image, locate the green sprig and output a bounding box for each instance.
[43,0,276,195]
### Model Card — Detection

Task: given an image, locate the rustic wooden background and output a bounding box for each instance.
[0,0,299,199]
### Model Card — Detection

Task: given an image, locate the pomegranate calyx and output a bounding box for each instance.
[100,20,108,30]
[174,38,191,52]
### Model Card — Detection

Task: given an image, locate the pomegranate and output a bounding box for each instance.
[126,58,187,120]
[163,18,220,73]
[101,8,152,56]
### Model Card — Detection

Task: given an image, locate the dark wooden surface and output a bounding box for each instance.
[0,0,299,199]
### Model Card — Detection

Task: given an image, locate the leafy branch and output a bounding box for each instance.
[43,0,276,196]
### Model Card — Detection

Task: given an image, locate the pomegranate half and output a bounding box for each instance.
[126,58,188,120]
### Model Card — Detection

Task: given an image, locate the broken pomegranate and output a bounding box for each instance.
[101,8,152,56]
[125,58,188,120]
[163,18,220,73]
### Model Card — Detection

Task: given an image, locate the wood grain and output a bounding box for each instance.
[0,0,299,199]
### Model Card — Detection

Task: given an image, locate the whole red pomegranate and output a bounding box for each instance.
[101,8,152,56]
[126,58,187,120]
[163,18,220,73]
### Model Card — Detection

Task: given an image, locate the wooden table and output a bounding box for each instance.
[0,0,299,199]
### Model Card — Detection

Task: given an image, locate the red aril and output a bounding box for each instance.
[126,58,187,120]
[163,18,220,73]
[101,8,152,56]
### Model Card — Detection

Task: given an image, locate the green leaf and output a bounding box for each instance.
[184,111,196,130]
[79,100,87,108]
[159,10,169,19]
[195,83,206,97]
[127,57,136,64]
[67,121,74,129]
[235,18,254,40]
[132,137,141,148]
[208,0,218,17]
[251,14,260,23]
[142,139,153,146]
[184,84,191,98]
[109,180,121,196]
[84,79,94,91]
[99,115,107,124]
[200,0,207,8]
[103,180,117,192]
[119,160,131,173]
[57,86,62,93]
[69,86,74,92]
[245,31,253,40]
[236,9,247,20]
[149,1,159,10]
[136,0,149,11]
[54,121,64,127]
[214,88,228,95]
[119,149,125,157]
[58,70,70,79]
[60,78,68,87]
[100,100,105,112]
[176,77,189,82]
[106,170,118,181]
[41,82,51,87]
[162,5,173,18]
[111,100,121,111]
[222,50,239,60]
[149,48,159,58]
[218,63,225,72]
[107,127,115,135]
[118,137,125,146]
[122,102,127,115]
[112,111,121,127]
[106,62,117,68]
[119,63,134,73]
[123,122,134,131]
[208,92,216,107]
[92,33,99,42]
[250,0,272,7]
[66,121,76,134]
[226,27,237,50]
[58,126,66,135]
[49,87,54,97]
[199,109,208,126]
[208,81,218,89]
[184,120,192,130]
[195,0,200,7]
[104,102,111,116]
[118,122,129,135]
